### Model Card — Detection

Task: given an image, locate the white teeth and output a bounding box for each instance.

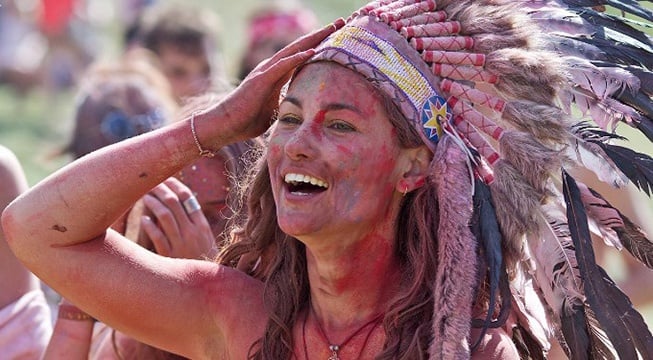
[284,173,329,188]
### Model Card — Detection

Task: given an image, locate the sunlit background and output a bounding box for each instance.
[0,0,361,184]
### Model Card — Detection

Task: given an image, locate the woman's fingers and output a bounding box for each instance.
[251,18,345,75]
[141,178,215,259]
[221,45,332,139]
[149,180,191,223]
[140,214,171,257]
[194,18,346,146]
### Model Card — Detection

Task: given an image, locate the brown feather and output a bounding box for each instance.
[502,101,571,143]
[489,160,543,270]
[486,49,566,106]
[498,130,564,194]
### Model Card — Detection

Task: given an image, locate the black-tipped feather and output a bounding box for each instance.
[549,35,609,61]
[612,89,653,143]
[636,116,653,142]
[563,170,642,359]
[575,8,653,46]
[560,300,591,360]
[585,187,653,268]
[571,36,653,68]
[512,325,546,360]
[470,179,511,349]
[593,61,653,97]
[594,142,653,195]
[615,90,653,123]
[561,0,653,21]
[578,126,653,195]
[607,64,653,97]
[615,215,653,268]
[596,266,653,358]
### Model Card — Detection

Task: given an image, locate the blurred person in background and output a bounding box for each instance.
[36,0,97,92]
[0,144,52,359]
[237,0,318,81]
[0,0,99,96]
[132,2,227,103]
[0,0,48,95]
[119,0,159,50]
[59,50,174,161]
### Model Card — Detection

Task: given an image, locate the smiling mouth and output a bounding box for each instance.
[284,173,329,194]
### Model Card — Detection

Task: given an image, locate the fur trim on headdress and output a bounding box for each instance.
[430,135,476,359]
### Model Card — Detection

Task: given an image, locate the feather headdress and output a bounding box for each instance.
[310,0,653,358]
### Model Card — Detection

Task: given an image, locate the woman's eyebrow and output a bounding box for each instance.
[324,103,362,115]
[281,96,362,115]
[281,96,301,108]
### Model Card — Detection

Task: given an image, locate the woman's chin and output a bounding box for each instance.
[277,218,317,239]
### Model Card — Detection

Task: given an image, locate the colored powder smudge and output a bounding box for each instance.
[310,110,326,140]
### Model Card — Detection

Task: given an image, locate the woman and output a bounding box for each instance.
[0,26,524,360]
[4,1,653,359]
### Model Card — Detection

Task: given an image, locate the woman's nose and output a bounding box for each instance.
[284,122,319,161]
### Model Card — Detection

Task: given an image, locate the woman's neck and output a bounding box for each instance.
[304,230,401,332]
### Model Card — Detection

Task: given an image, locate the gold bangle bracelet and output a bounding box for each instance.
[190,112,216,158]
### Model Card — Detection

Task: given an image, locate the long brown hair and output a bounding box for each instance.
[217,72,441,359]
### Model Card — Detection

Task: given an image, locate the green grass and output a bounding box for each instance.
[0,87,72,185]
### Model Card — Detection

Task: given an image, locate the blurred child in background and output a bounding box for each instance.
[237,0,318,80]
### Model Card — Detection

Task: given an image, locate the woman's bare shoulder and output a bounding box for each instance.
[195,262,265,311]
[189,261,268,358]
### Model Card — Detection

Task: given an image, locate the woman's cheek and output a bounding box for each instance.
[267,139,283,158]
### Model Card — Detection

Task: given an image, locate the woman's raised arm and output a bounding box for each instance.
[1,20,342,358]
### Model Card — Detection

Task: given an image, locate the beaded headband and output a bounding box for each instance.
[312,15,449,150]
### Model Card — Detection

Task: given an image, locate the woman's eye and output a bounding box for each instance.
[329,121,355,132]
[278,114,301,125]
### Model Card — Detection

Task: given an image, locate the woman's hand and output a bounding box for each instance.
[140,177,216,259]
[195,19,345,148]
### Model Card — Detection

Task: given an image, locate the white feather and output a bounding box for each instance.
[525,203,585,321]
[565,137,629,188]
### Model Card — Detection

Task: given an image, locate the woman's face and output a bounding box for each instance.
[178,156,230,236]
[267,62,411,242]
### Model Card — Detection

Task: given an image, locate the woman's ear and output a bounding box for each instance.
[396,145,432,194]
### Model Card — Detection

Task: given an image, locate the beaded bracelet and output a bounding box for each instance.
[58,304,96,322]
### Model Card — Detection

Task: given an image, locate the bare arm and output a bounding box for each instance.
[1,21,341,359]
[0,145,37,307]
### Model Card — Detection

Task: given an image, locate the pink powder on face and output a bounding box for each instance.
[267,138,283,158]
[310,110,326,140]
[336,145,353,156]
[377,145,397,175]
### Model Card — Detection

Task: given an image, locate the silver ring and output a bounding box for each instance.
[182,196,201,214]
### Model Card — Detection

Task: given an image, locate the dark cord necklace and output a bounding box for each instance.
[302,303,383,360]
